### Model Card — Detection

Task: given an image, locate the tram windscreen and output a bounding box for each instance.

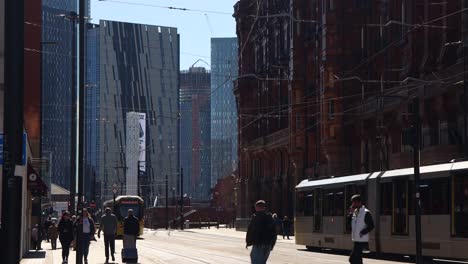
[119,204,141,219]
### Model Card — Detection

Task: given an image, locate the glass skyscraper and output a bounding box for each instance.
[210,38,238,187]
[41,0,77,189]
[92,20,180,207]
[85,23,100,202]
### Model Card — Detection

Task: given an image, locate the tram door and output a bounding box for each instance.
[392,179,409,235]
[313,189,322,232]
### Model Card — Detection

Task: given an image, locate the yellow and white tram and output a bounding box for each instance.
[295,161,468,260]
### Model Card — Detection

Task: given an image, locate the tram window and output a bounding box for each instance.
[420,178,449,215]
[323,191,333,216]
[296,192,305,216]
[304,192,314,216]
[296,191,314,216]
[453,174,468,237]
[408,178,450,215]
[335,190,344,216]
[393,179,408,235]
[380,183,392,215]
[323,189,344,216]
[314,189,323,232]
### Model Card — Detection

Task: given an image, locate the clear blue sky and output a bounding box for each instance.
[90,0,237,70]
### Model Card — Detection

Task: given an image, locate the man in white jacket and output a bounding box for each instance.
[348,194,374,264]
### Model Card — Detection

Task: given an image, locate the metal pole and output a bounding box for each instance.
[180,168,184,230]
[69,11,77,215]
[412,97,422,263]
[137,160,140,196]
[165,175,169,230]
[1,0,25,262]
[77,0,86,212]
[463,45,467,157]
[76,0,86,262]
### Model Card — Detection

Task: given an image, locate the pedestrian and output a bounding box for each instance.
[348,194,374,264]
[44,216,52,242]
[75,208,96,264]
[246,200,277,264]
[123,209,139,249]
[58,211,74,263]
[31,224,42,251]
[272,214,281,236]
[71,215,77,251]
[282,216,291,240]
[49,221,59,250]
[98,207,118,263]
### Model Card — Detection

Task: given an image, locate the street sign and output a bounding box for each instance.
[112,183,118,194]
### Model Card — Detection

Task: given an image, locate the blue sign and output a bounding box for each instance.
[0,133,27,166]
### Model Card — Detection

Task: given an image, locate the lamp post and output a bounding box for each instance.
[165,175,169,230]
[112,183,118,213]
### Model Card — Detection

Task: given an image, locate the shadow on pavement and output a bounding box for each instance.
[22,251,46,259]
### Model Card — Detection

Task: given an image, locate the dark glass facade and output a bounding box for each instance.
[210,38,238,187]
[41,0,77,189]
[96,21,180,207]
[85,24,100,202]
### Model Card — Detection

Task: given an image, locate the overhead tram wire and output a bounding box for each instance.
[33,66,465,115]
[51,78,462,154]
[339,7,468,80]
[33,70,465,117]
[98,0,232,15]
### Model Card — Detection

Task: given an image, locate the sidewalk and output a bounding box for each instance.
[20,237,124,264]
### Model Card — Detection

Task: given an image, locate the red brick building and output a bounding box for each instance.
[234,0,467,225]
[24,0,42,156]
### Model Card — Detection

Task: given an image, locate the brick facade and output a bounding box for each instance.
[234,0,467,220]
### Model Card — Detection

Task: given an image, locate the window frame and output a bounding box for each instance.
[392,179,409,236]
[451,172,468,237]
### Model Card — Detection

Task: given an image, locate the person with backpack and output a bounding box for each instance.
[246,200,277,264]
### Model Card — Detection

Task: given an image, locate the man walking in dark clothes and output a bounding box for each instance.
[98,207,118,263]
[246,200,277,264]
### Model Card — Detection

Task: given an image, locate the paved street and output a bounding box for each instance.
[21,228,414,264]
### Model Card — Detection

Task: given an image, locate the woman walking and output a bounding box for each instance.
[75,209,96,264]
[48,221,59,250]
[58,212,74,263]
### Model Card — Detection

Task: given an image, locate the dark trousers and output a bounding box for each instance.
[60,238,72,260]
[32,240,42,250]
[250,244,271,264]
[104,234,116,258]
[283,228,290,239]
[82,233,92,260]
[349,242,367,264]
[51,238,57,249]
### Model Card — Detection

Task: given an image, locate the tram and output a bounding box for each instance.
[295,161,468,260]
[103,195,145,236]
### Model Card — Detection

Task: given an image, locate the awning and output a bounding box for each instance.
[296,173,371,191]
[27,163,48,196]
